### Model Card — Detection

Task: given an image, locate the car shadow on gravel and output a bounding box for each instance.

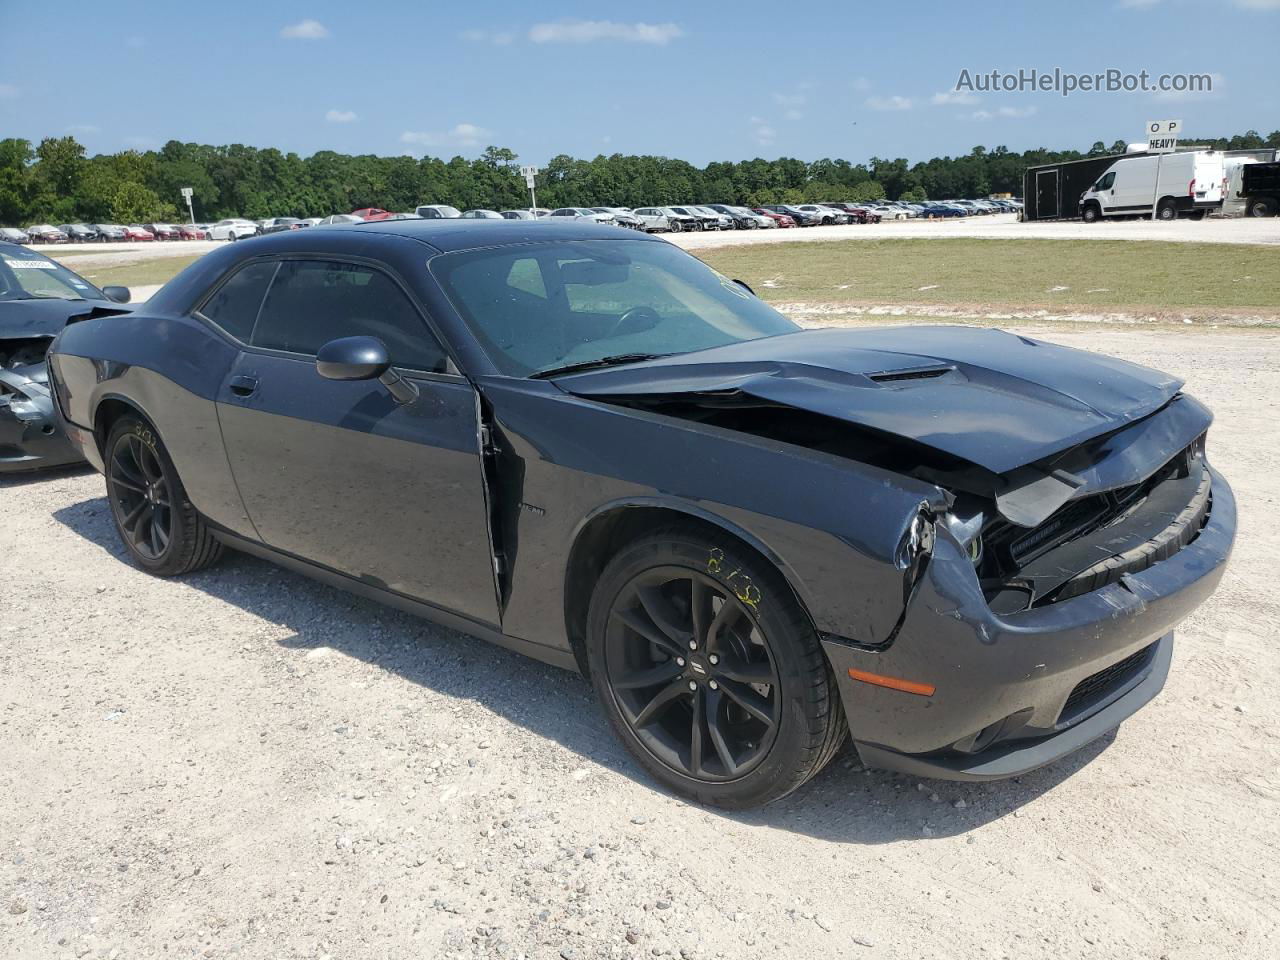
[55,493,1114,844]
[0,463,97,489]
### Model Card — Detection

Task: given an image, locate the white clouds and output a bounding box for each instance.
[0,83,17,98]
[325,109,357,123]
[528,20,683,45]
[931,90,980,106]
[401,123,493,149]
[772,90,808,120]
[866,95,913,111]
[280,19,329,40]
[965,105,1038,121]
[461,28,515,45]
[749,116,776,147]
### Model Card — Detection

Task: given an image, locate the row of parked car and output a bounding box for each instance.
[0,222,214,244]
[1,196,1022,246]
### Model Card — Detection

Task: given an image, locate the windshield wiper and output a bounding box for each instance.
[530,353,672,379]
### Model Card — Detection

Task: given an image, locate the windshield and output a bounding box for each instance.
[0,246,107,302]
[432,239,797,377]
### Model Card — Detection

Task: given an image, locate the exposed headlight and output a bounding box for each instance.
[944,509,985,567]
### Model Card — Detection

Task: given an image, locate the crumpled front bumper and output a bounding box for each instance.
[0,368,84,473]
[822,465,1236,781]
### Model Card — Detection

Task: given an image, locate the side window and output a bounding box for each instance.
[251,260,447,372]
[1096,172,1116,191]
[197,260,277,341]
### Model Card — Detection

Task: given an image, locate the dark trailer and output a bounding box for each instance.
[1023,154,1126,221]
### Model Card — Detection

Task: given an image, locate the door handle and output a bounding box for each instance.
[229,375,258,398]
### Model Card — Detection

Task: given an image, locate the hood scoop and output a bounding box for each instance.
[867,365,953,384]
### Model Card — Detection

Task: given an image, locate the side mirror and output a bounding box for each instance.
[316,335,390,381]
[315,335,418,405]
[102,285,131,304]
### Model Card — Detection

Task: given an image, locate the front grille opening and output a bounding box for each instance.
[981,439,1209,611]
[1061,643,1156,721]
[1009,497,1108,563]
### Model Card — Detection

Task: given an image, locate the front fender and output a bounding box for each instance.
[481,380,946,652]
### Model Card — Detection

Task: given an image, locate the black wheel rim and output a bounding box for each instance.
[108,434,172,560]
[604,567,781,783]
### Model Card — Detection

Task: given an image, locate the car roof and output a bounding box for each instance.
[238,217,664,254]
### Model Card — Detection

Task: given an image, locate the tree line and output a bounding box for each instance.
[2,130,1276,225]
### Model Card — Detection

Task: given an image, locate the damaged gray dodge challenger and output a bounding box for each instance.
[1,242,131,472]
[47,220,1235,807]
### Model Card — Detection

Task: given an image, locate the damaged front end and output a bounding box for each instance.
[551,327,1234,778]
[0,336,83,473]
[925,393,1215,617]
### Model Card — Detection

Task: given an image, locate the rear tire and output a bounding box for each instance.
[1248,198,1276,218]
[1156,200,1178,222]
[104,415,223,577]
[586,528,846,808]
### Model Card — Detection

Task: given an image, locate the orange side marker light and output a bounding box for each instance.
[848,669,935,697]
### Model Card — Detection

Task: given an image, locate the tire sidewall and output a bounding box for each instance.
[585,532,829,807]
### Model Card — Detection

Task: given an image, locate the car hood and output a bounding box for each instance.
[555,326,1182,476]
[1,297,133,339]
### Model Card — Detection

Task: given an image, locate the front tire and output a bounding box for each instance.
[1081,203,1101,223]
[586,529,845,808]
[104,415,223,576]
[1248,198,1275,218]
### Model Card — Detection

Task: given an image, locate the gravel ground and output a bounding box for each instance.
[2,322,1277,960]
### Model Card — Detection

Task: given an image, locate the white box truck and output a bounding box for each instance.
[1078,151,1225,222]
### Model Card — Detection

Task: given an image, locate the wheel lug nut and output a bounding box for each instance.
[708,654,719,665]
[688,640,697,650]
[676,657,686,667]
[709,680,719,690]
[688,681,697,691]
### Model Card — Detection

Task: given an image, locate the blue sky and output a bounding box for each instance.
[2,0,1276,165]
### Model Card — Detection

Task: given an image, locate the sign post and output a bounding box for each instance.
[180,186,195,225]
[1145,120,1181,221]
[520,165,539,216]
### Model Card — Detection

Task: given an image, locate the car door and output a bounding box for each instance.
[210,256,501,626]
[1092,170,1118,214]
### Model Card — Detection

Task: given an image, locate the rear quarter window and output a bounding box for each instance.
[196,260,277,342]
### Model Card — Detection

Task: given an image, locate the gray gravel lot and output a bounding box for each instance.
[2,322,1277,960]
